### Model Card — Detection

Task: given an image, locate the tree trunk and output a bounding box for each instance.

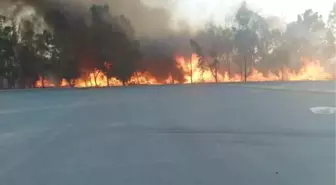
[85,76,89,87]
[136,72,140,84]
[190,55,193,84]
[93,71,99,87]
[216,61,219,83]
[241,58,244,82]
[41,76,45,88]
[19,72,25,89]
[213,68,218,83]
[7,78,12,89]
[0,76,3,89]
[244,56,247,82]
[106,75,110,87]
[67,79,75,88]
[227,54,231,79]
[281,67,286,81]
[8,74,15,89]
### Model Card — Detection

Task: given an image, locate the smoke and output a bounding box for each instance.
[0,0,194,82]
[104,0,175,38]
[139,34,192,83]
[3,0,177,37]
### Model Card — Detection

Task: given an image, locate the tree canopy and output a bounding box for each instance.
[0,2,335,88]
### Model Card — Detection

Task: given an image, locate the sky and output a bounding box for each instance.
[146,0,335,27]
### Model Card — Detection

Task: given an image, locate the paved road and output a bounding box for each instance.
[0,82,335,185]
[238,81,336,93]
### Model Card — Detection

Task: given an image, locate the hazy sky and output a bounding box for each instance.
[146,0,335,27]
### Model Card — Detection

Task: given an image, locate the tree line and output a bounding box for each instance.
[190,2,336,82]
[0,4,142,88]
[0,2,335,88]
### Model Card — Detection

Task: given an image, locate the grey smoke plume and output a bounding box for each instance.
[0,0,190,83]
[2,0,177,37]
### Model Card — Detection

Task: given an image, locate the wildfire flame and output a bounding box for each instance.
[35,54,334,88]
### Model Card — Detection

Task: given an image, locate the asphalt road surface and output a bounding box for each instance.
[0,82,335,185]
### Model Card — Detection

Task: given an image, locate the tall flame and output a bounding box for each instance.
[35,54,334,88]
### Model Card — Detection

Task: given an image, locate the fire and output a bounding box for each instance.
[35,54,334,88]
[176,54,242,83]
[284,59,333,81]
[74,70,122,87]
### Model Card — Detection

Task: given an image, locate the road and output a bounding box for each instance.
[0,82,335,185]
[240,81,336,93]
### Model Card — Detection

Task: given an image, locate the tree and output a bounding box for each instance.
[195,22,235,82]
[234,2,263,80]
[324,3,336,62]
[16,20,41,88]
[43,7,85,87]
[0,16,16,88]
[328,3,336,34]
[281,9,327,69]
[189,39,207,80]
[220,27,235,77]
[34,30,53,87]
[235,1,253,29]
[108,46,140,85]
[90,5,141,86]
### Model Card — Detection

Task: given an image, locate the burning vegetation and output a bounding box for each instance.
[35,56,334,87]
[0,0,335,88]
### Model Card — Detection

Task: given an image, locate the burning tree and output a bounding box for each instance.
[0,16,17,88]
[0,0,334,88]
[89,4,142,86]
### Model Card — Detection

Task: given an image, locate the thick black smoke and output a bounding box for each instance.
[1,0,189,83]
[6,0,175,37]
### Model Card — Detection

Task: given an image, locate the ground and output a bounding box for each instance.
[0,81,335,185]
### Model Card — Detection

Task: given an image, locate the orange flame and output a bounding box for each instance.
[284,59,333,81]
[35,54,334,88]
